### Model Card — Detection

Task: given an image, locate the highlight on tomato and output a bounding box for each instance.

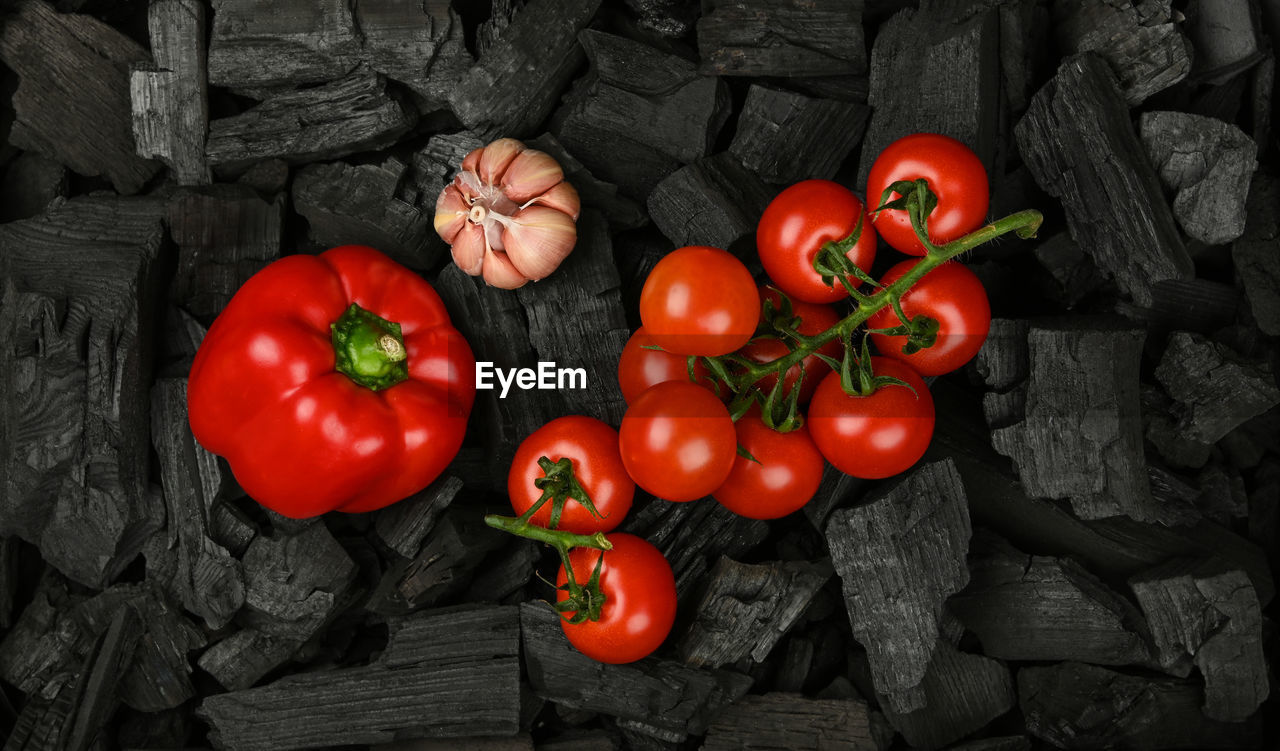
[757,179,877,303]
[619,381,737,502]
[507,416,634,534]
[866,133,989,255]
[638,245,760,356]
[867,261,991,376]
[712,410,826,520]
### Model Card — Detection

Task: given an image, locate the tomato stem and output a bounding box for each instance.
[483,513,612,623]
[516,455,604,529]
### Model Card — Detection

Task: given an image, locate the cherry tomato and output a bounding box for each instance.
[617,327,716,403]
[757,180,877,304]
[867,261,991,376]
[741,286,842,404]
[508,416,634,534]
[866,133,989,256]
[619,381,736,502]
[639,245,760,356]
[807,358,935,479]
[556,533,677,664]
[713,412,826,520]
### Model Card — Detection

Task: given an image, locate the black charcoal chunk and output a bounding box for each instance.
[521,603,752,741]
[527,134,648,231]
[824,459,971,713]
[1195,464,1248,525]
[205,69,415,168]
[1233,173,1280,335]
[1154,331,1280,444]
[623,0,700,37]
[678,557,832,668]
[1129,561,1269,721]
[950,532,1154,667]
[990,322,1158,521]
[0,152,68,222]
[551,29,730,198]
[948,738,1032,751]
[1186,0,1264,84]
[1139,111,1257,245]
[701,694,880,751]
[410,130,488,201]
[1019,662,1261,749]
[729,85,869,184]
[970,318,1029,392]
[856,1,1001,187]
[130,0,210,185]
[0,0,160,194]
[1029,233,1109,309]
[1016,54,1193,306]
[167,185,284,326]
[697,0,867,78]
[368,507,505,615]
[1113,278,1240,334]
[878,640,1016,751]
[647,153,776,250]
[199,606,522,750]
[1049,0,1191,105]
[294,157,444,271]
[448,0,601,138]
[373,475,463,559]
[354,0,472,109]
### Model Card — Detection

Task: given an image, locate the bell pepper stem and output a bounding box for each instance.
[331,303,410,391]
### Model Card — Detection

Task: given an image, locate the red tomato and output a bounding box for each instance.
[556,533,677,664]
[617,327,715,403]
[619,381,736,502]
[713,413,826,519]
[508,416,634,534]
[866,133,989,256]
[867,261,991,376]
[639,246,760,356]
[757,180,877,304]
[807,358,935,479]
[741,286,842,404]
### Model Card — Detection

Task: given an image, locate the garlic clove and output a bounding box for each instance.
[461,146,484,174]
[478,138,526,187]
[450,223,487,276]
[433,184,470,243]
[502,149,565,203]
[527,180,581,220]
[501,205,578,281]
[482,248,530,289]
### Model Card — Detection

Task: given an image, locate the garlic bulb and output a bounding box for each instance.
[433,138,581,289]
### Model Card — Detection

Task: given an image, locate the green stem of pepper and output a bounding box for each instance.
[331,303,410,391]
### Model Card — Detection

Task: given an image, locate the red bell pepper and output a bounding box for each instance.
[188,245,476,518]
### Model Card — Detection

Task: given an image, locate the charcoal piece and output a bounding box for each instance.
[856,2,1000,187]
[200,606,522,750]
[145,378,244,630]
[0,197,167,589]
[729,84,870,184]
[697,0,867,78]
[130,0,210,186]
[354,0,472,109]
[1250,53,1272,149]
[990,322,1157,521]
[1016,54,1193,306]
[624,0,699,37]
[1232,173,1280,335]
[476,0,521,57]
[464,539,540,604]
[1154,331,1280,444]
[1195,464,1248,524]
[1049,0,1191,105]
[1129,561,1268,721]
[1145,466,1204,525]
[521,603,752,740]
[166,185,284,326]
[1143,384,1214,469]
[368,507,505,615]
[1019,662,1261,749]
[970,318,1029,392]
[205,70,415,168]
[237,158,290,197]
[0,572,83,696]
[878,640,1016,751]
[516,210,630,427]
[647,153,776,250]
[196,628,303,693]
[373,475,463,559]
[1030,232,1109,309]
[1139,111,1257,245]
[772,636,814,693]
[824,459,971,713]
[1113,278,1240,333]
[97,589,206,713]
[801,463,867,531]
[0,0,160,194]
[448,0,601,138]
[293,157,443,271]
[0,152,67,222]
[701,694,879,751]
[526,133,647,231]
[408,130,488,204]
[0,537,17,629]
[1187,0,1263,83]
[677,557,832,668]
[550,29,729,198]
[622,497,769,604]
[949,532,1154,666]
[207,0,360,90]
[948,738,1031,751]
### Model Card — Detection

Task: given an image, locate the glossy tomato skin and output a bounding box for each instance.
[617,327,715,403]
[639,246,760,356]
[741,286,842,404]
[508,416,634,534]
[867,261,991,376]
[556,533,677,664]
[757,180,877,304]
[807,358,935,479]
[713,414,826,519]
[866,133,989,256]
[619,381,737,502]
